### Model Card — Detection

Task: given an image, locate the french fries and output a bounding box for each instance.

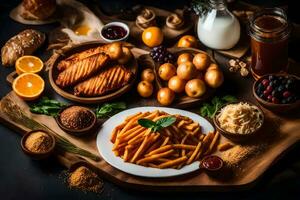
[111,110,219,169]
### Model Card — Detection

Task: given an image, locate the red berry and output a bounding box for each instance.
[272,97,279,104]
[283,91,291,98]
[267,95,273,102]
[266,85,273,91]
[262,79,270,87]
[263,90,270,96]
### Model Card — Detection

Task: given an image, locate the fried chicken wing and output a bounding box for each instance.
[55,53,109,88]
[57,43,123,71]
[74,65,133,97]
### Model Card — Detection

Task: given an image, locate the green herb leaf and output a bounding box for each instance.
[199,95,237,118]
[29,97,67,116]
[156,116,176,128]
[222,95,237,103]
[138,116,176,133]
[96,102,126,118]
[138,118,157,129]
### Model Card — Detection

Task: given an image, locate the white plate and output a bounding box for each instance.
[96,107,214,178]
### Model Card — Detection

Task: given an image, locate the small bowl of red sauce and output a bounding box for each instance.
[100,22,129,42]
[200,155,224,176]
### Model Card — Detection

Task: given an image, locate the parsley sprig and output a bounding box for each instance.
[200,95,237,118]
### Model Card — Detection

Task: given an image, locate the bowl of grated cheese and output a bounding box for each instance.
[213,102,264,142]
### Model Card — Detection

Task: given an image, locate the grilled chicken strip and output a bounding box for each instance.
[57,43,122,71]
[55,53,109,88]
[74,65,133,97]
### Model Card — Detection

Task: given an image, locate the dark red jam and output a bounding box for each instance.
[201,155,223,171]
[102,25,127,40]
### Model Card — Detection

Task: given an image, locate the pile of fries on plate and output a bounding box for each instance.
[111,110,220,169]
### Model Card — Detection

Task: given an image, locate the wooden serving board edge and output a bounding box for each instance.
[0,93,299,192]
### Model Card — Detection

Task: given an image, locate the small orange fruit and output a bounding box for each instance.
[137,81,153,98]
[177,53,193,65]
[204,69,224,88]
[193,53,210,71]
[15,56,44,75]
[177,35,198,48]
[185,79,206,98]
[142,27,164,47]
[207,63,220,71]
[176,61,196,80]
[157,87,175,106]
[158,63,176,81]
[168,76,186,93]
[141,68,155,83]
[13,73,45,101]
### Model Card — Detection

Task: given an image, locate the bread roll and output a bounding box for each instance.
[1,29,45,66]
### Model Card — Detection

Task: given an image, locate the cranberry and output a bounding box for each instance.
[272,97,279,104]
[263,90,270,96]
[267,95,273,102]
[266,85,273,91]
[283,91,291,98]
[261,79,270,87]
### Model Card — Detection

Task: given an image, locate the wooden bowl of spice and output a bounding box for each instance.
[21,130,56,160]
[56,105,97,136]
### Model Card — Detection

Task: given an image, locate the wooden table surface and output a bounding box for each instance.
[0,0,299,199]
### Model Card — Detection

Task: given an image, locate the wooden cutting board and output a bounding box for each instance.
[1,72,300,191]
[1,91,299,191]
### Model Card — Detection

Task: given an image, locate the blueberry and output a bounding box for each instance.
[258,83,265,90]
[272,90,279,97]
[282,99,287,104]
[259,93,265,99]
[282,79,287,85]
[278,85,284,92]
[287,79,294,85]
[287,96,293,103]
[269,75,275,81]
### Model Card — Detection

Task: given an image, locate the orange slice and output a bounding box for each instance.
[15,56,44,75]
[13,73,45,101]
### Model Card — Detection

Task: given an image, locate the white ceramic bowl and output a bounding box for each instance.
[100,21,130,43]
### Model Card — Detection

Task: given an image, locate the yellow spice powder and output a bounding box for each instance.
[25,131,53,153]
[68,166,103,193]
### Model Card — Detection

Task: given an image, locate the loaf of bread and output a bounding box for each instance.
[21,0,57,20]
[1,29,45,66]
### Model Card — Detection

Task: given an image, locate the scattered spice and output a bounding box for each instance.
[220,145,264,168]
[25,131,53,153]
[60,106,95,130]
[68,166,103,193]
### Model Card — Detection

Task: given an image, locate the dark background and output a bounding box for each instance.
[0,0,299,200]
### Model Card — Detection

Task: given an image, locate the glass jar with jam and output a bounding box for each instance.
[248,8,290,79]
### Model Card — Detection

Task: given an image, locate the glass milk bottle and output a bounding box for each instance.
[197,0,240,50]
